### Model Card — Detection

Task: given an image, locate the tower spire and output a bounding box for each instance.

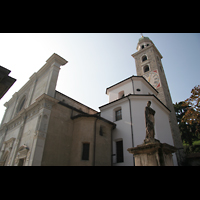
[140,33,144,38]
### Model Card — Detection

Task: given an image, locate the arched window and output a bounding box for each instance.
[143,65,149,73]
[142,55,147,62]
[17,95,26,113]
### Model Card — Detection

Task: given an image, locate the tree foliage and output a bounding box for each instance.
[182,85,200,138]
[174,85,200,153]
[174,102,193,148]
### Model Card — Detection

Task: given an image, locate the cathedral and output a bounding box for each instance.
[0,36,185,166]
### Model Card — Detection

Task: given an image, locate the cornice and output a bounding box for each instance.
[131,44,163,59]
[71,113,116,129]
[99,94,170,113]
[0,94,59,132]
[35,93,59,104]
[4,53,67,108]
[46,53,68,66]
[106,75,158,95]
[99,95,129,110]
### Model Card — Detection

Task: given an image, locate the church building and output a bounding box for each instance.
[0,35,184,166]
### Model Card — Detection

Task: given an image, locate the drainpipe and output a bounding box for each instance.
[93,117,98,166]
[127,96,134,147]
[127,96,135,166]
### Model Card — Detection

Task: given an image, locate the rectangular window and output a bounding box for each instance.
[115,109,122,121]
[82,143,90,160]
[116,140,124,163]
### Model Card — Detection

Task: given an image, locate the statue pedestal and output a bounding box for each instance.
[127,141,177,166]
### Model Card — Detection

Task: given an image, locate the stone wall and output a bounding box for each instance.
[41,102,114,166]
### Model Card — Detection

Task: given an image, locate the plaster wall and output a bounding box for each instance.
[101,100,133,166]
[100,95,178,166]
[108,78,157,103]
[108,80,133,102]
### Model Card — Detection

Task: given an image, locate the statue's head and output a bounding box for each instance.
[147,101,151,107]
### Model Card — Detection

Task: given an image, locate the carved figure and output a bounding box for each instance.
[144,101,156,143]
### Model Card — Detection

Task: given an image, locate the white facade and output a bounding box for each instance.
[0,53,68,166]
[1,53,67,125]
[100,76,178,166]
[106,76,158,103]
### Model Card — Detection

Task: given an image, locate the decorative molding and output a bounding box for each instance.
[132,43,163,59]
[35,93,59,104]
[0,94,58,132]
[3,53,67,111]
[18,148,29,159]
[14,145,29,165]
[0,137,15,165]
[46,53,68,66]
[3,137,16,149]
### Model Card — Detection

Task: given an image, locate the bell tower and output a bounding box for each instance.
[131,35,185,165]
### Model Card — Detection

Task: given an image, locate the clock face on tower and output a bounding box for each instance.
[143,70,161,89]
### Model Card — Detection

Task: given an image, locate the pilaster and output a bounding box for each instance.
[45,62,61,98]
[29,94,58,166]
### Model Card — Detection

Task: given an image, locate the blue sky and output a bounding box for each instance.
[0,33,199,123]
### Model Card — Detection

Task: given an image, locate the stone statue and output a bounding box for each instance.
[144,101,156,143]
[127,101,177,166]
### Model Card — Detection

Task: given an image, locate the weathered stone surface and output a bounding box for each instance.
[127,141,177,166]
[144,101,156,143]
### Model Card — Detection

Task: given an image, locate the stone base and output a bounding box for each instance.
[127,141,177,166]
[143,138,160,144]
